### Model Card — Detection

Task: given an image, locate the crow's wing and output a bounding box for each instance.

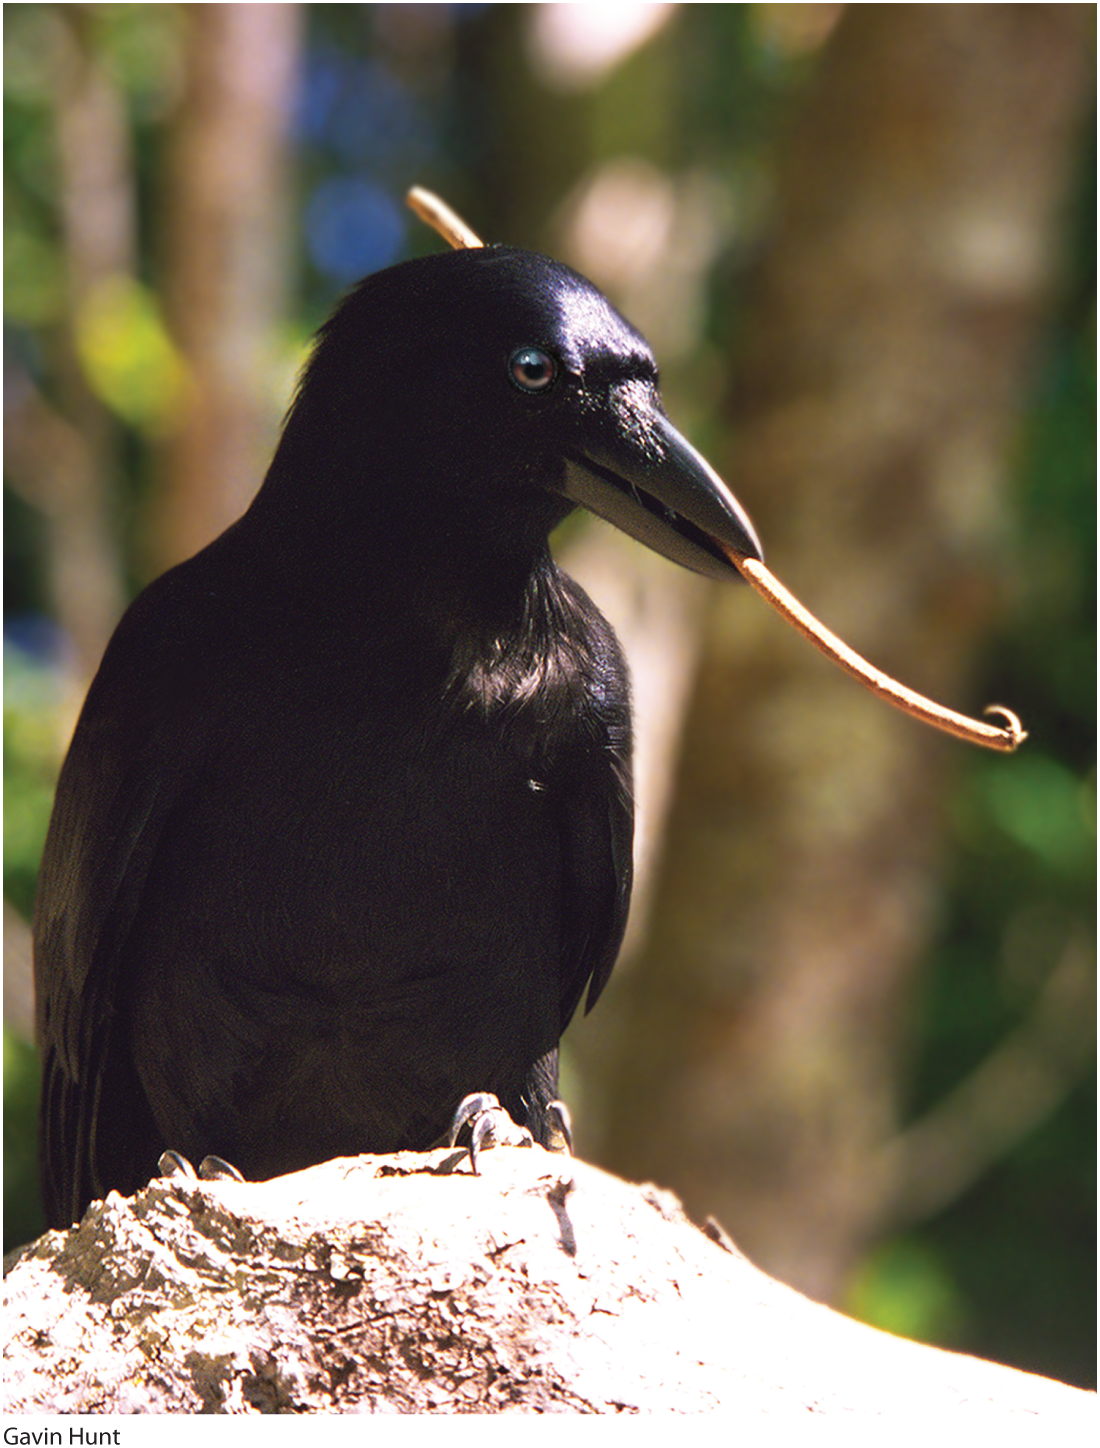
[554,589,635,1030]
[34,579,208,1227]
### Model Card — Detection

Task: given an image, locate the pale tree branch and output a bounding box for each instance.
[3,1152,1094,1419]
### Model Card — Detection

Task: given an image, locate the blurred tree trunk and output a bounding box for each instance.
[147,2,301,576]
[3,7,131,696]
[596,4,1092,1304]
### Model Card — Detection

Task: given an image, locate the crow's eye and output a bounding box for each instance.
[509,346,557,393]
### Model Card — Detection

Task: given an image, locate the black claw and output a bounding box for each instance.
[199,1155,245,1182]
[447,1091,502,1148]
[447,1090,533,1172]
[546,1099,573,1155]
[158,1149,197,1180]
[469,1112,496,1175]
[157,1150,245,1185]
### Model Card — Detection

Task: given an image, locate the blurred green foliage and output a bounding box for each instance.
[3,3,1094,1388]
[75,276,189,436]
[3,645,61,1245]
[4,646,62,921]
[4,1027,43,1252]
[846,1236,969,1348]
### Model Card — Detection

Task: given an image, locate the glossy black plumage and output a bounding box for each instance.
[34,245,761,1228]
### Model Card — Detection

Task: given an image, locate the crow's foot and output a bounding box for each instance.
[447,1092,533,1174]
[545,1099,574,1155]
[157,1150,245,1183]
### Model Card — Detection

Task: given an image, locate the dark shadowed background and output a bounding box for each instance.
[4,3,1094,1388]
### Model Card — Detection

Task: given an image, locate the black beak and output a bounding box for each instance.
[561,408,762,582]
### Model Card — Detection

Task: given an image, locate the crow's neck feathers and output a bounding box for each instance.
[444,556,605,729]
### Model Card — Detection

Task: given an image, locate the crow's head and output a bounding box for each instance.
[274,245,761,581]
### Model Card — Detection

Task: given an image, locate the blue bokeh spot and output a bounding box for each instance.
[305,178,407,283]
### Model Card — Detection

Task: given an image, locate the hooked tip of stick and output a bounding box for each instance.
[728,550,1028,754]
[406,187,485,251]
[983,705,1028,751]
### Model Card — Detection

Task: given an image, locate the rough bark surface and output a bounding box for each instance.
[3,1148,1094,1420]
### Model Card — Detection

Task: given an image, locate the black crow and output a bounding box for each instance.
[34,242,762,1228]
